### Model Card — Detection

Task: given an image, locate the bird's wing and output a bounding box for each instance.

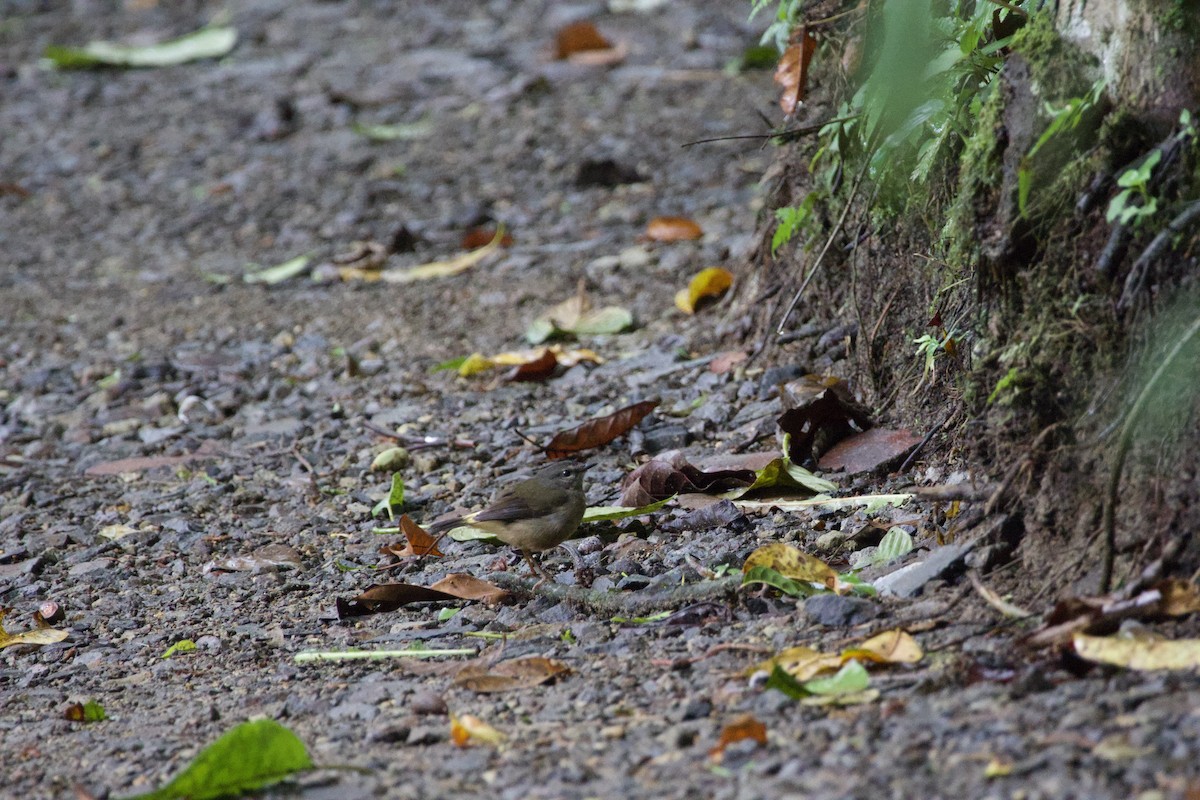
[469,490,537,524]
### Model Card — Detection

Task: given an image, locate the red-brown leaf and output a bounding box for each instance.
[379,514,445,559]
[336,573,509,618]
[774,26,817,115]
[545,400,659,459]
[555,21,612,59]
[506,348,558,382]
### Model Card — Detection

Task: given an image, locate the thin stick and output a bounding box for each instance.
[1100,312,1200,591]
[775,154,871,335]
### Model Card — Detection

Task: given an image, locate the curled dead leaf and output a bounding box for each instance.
[546,400,659,459]
[675,267,734,314]
[453,655,571,693]
[379,515,445,559]
[450,713,507,747]
[774,26,817,115]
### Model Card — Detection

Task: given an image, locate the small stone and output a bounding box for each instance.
[640,424,689,454]
[68,558,112,577]
[802,594,880,627]
[410,691,448,716]
[370,446,410,472]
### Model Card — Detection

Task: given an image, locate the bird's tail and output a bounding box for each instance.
[425,515,466,536]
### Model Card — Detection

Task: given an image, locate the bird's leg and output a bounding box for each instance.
[521,549,552,589]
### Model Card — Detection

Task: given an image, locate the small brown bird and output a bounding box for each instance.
[427,462,588,583]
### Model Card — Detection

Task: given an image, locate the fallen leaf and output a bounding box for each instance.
[453,655,571,693]
[1073,633,1200,670]
[545,400,659,459]
[818,428,923,475]
[204,545,303,574]
[777,375,873,464]
[526,283,633,343]
[343,229,503,283]
[243,254,310,285]
[742,543,837,590]
[718,454,837,499]
[750,646,842,681]
[841,629,923,665]
[44,25,237,69]
[454,345,602,378]
[351,118,434,142]
[337,574,508,618]
[506,348,558,382]
[450,713,507,747]
[162,640,196,659]
[675,267,734,314]
[0,608,68,651]
[84,445,220,477]
[63,700,107,723]
[774,26,817,115]
[1028,581,1200,648]
[331,240,389,272]
[119,719,312,800]
[371,473,405,521]
[461,227,513,249]
[709,714,767,761]
[581,496,673,522]
[731,492,913,512]
[380,515,445,559]
[645,216,703,242]
[1157,578,1200,616]
[620,453,756,506]
[555,21,612,59]
[709,350,749,374]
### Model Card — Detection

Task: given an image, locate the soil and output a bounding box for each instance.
[2,2,1199,799]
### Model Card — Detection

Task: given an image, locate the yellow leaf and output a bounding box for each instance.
[1073,633,1200,670]
[380,228,504,284]
[748,645,842,682]
[842,629,923,665]
[675,267,734,314]
[984,757,1013,778]
[742,543,837,590]
[450,713,507,747]
[0,608,68,650]
[457,353,494,378]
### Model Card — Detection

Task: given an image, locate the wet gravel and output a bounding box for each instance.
[2,1,1199,798]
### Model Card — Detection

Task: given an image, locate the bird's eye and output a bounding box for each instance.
[561,468,572,477]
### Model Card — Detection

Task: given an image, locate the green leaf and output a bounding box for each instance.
[437,607,460,622]
[837,571,877,597]
[741,565,819,598]
[765,664,809,699]
[371,474,405,521]
[121,719,313,800]
[721,456,836,499]
[352,118,434,142]
[571,307,633,336]
[582,496,673,522]
[524,317,559,345]
[45,26,237,69]
[873,527,915,565]
[431,355,468,372]
[611,610,673,625]
[161,640,196,659]
[803,660,870,695]
[243,255,310,285]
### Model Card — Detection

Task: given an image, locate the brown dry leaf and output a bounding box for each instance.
[545,399,659,459]
[774,26,817,115]
[645,216,703,242]
[709,714,767,762]
[675,267,734,314]
[506,348,558,382]
[1028,582,1200,648]
[450,713,507,747]
[817,428,922,475]
[430,574,510,604]
[1074,633,1200,670]
[84,440,224,477]
[841,629,923,665]
[777,375,873,464]
[619,452,755,506]
[742,543,837,590]
[0,608,68,651]
[380,515,445,559]
[461,227,513,249]
[555,20,611,58]
[709,350,749,375]
[453,655,571,693]
[336,574,508,618]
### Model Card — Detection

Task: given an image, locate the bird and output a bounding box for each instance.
[426,462,589,585]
